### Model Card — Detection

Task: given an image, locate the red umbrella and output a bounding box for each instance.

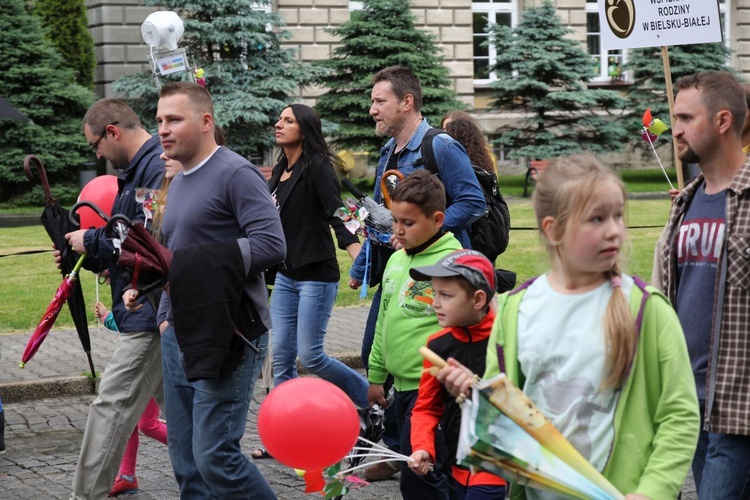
[20,253,87,369]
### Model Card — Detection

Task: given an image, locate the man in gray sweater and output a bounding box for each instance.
[154,82,285,498]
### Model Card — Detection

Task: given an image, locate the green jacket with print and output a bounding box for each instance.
[368,232,462,391]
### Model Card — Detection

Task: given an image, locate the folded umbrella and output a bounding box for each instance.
[23,155,95,376]
[21,254,87,368]
[104,214,172,302]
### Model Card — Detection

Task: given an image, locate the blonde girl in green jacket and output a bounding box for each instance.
[436,155,699,499]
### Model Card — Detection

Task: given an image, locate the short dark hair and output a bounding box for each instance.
[82,98,143,135]
[373,66,423,112]
[159,82,215,116]
[391,170,445,217]
[676,71,747,138]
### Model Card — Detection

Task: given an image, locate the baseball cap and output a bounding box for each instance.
[410,249,495,299]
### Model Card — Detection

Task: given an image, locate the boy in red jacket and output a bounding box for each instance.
[408,249,506,499]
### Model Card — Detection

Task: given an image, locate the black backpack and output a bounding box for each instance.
[420,128,511,263]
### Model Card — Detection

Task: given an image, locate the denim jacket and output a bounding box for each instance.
[350,120,486,283]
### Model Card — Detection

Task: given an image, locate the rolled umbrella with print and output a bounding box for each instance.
[421,347,624,500]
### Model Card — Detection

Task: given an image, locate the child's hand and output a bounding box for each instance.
[123,289,142,311]
[408,450,432,475]
[367,384,387,408]
[94,302,108,320]
[435,358,474,399]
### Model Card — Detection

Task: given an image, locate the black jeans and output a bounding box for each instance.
[394,389,453,500]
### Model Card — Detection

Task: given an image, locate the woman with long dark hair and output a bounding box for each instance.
[253,105,366,459]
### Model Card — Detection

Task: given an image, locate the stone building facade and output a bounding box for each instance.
[85,0,748,168]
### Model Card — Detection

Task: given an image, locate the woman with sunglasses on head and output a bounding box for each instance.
[252,104,367,459]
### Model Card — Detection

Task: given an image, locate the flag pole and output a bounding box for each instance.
[662,45,684,189]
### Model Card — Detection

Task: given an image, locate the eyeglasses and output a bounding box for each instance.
[90,121,119,153]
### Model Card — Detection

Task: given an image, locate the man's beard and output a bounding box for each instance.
[678,145,700,164]
[374,121,390,138]
[108,149,131,170]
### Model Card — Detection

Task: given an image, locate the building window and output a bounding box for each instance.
[719,0,729,45]
[473,0,517,85]
[586,2,625,82]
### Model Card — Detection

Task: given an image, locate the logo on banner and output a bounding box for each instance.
[606,0,636,39]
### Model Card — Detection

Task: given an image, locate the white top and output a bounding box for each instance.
[518,274,633,499]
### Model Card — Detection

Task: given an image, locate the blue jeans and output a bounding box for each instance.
[692,400,750,499]
[161,326,275,499]
[361,286,382,372]
[271,273,368,408]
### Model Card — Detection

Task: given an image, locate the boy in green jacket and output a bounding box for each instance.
[367,170,462,499]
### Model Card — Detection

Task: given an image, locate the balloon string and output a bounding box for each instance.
[644,127,675,190]
[337,437,433,477]
[96,273,100,335]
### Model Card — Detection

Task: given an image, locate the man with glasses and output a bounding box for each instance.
[58,98,164,498]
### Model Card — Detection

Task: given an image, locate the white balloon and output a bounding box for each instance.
[140,11,184,50]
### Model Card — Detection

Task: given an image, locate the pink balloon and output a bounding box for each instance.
[257,378,359,470]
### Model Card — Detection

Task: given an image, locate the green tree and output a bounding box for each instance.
[624,43,733,143]
[34,0,96,88]
[113,0,325,159]
[488,0,628,160]
[0,0,95,204]
[314,0,464,156]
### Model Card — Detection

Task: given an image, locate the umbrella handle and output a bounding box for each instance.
[23,155,53,202]
[69,201,111,228]
[104,214,133,239]
[380,169,404,209]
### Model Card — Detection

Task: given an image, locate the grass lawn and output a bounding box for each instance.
[0,196,672,333]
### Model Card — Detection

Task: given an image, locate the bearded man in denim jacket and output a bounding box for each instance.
[348,66,485,482]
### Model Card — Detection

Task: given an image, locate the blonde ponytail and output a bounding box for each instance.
[602,269,637,390]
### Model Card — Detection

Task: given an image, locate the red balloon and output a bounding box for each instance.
[257,378,360,470]
[77,175,118,228]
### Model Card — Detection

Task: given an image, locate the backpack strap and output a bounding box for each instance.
[419,127,444,176]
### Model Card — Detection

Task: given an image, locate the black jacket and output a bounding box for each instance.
[169,241,262,381]
[268,153,358,277]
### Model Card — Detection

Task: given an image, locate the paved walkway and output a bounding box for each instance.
[0,305,371,402]
[0,304,697,499]
[0,304,409,499]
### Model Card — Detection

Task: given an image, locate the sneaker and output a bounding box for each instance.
[108,475,138,497]
[362,460,399,482]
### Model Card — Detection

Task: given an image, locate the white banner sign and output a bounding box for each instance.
[598,0,722,51]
